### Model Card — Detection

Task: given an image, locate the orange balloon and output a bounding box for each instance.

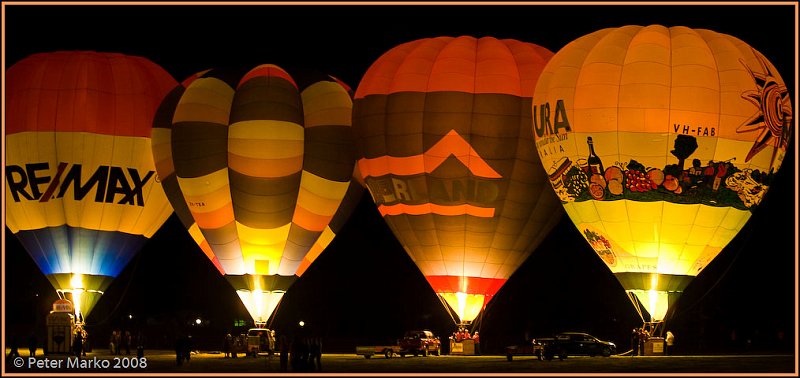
[354,36,563,325]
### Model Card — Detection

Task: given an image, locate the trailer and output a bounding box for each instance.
[355,345,401,359]
[505,340,545,361]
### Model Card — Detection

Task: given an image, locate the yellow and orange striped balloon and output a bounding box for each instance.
[151,65,363,324]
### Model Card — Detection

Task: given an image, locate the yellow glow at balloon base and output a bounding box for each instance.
[440,292,485,324]
[70,274,84,290]
[237,289,285,324]
[58,288,104,324]
[627,290,670,323]
[71,289,83,322]
[69,274,84,320]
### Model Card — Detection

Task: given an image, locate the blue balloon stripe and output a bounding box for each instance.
[13,226,149,278]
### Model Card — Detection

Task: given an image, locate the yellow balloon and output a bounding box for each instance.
[531,25,792,323]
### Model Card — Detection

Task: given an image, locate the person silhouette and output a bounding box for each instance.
[28,333,37,357]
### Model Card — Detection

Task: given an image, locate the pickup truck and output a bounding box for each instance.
[398,330,441,357]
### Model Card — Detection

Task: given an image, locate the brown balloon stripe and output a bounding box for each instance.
[232,72,304,125]
[354,92,531,164]
[425,275,507,297]
[151,85,186,174]
[160,175,195,228]
[303,126,358,182]
[171,74,235,178]
[201,222,239,251]
[285,224,322,250]
[171,122,230,178]
[229,170,301,229]
[230,169,302,196]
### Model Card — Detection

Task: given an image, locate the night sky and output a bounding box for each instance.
[2,3,797,355]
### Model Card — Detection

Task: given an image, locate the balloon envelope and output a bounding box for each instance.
[531,25,793,322]
[353,36,564,325]
[5,51,178,320]
[151,65,363,324]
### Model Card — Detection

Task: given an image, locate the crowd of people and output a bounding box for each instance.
[174,334,194,365]
[287,336,323,372]
[216,329,322,372]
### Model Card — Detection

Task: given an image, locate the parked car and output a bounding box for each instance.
[548,332,616,358]
[398,330,441,357]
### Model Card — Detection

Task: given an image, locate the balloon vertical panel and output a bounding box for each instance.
[5,51,178,319]
[532,25,793,322]
[354,36,563,324]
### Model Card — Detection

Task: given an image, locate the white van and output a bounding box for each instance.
[246,328,271,357]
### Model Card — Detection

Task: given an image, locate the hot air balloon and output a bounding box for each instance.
[531,25,793,330]
[5,51,178,322]
[352,36,564,328]
[151,65,363,326]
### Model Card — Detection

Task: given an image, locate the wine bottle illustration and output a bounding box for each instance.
[587,136,605,174]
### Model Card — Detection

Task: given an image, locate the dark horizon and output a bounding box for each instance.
[3,2,797,356]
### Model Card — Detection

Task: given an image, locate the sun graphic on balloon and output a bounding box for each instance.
[737,50,793,163]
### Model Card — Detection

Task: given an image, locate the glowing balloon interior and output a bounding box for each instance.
[151,65,363,324]
[531,25,793,323]
[5,51,178,321]
[353,36,564,325]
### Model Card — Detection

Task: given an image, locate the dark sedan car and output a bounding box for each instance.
[550,332,616,358]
